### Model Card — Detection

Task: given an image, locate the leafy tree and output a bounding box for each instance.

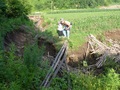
[0,0,6,15]
[0,0,31,18]
[27,0,118,10]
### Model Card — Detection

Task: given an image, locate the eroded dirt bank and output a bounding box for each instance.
[67,30,120,74]
[4,27,120,74]
[4,25,57,58]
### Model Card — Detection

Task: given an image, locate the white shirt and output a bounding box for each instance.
[58,23,63,31]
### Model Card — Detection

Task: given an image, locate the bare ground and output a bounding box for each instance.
[67,30,120,67]
[4,25,56,57]
[3,26,120,74]
[99,5,120,9]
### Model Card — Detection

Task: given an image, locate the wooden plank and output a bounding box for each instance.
[47,49,66,87]
[41,45,65,87]
[43,46,66,87]
[41,41,67,87]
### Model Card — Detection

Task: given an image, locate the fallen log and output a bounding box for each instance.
[87,34,120,68]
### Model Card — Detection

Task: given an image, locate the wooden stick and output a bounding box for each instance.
[41,41,67,87]
[85,42,90,60]
[41,46,65,87]
[47,49,66,87]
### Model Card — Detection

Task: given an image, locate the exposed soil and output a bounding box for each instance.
[38,37,57,57]
[4,25,120,75]
[67,30,120,74]
[104,30,120,41]
[4,25,33,56]
[67,43,87,67]
[28,15,48,32]
[4,25,56,58]
[99,5,120,9]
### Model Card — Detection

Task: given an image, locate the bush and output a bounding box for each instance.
[78,0,113,8]
[70,68,120,90]
[27,0,117,10]
[23,44,44,68]
[0,43,49,89]
[101,69,120,90]
[0,0,31,18]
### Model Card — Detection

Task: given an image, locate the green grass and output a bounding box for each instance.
[47,8,120,14]
[43,9,120,50]
[0,9,120,89]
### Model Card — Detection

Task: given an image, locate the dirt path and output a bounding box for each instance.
[99,5,120,9]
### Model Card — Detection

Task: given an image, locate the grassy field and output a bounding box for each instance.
[42,9,120,50]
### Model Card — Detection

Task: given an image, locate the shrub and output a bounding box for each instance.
[23,43,44,68]
[101,69,120,90]
[70,68,120,90]
[0,43,49,89]
[0,0,31,18]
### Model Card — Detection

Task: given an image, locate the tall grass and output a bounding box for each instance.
[44,68,120,90]
[0,43,49,90]
[70,68,120,90]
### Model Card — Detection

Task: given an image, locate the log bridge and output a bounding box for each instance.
[40,41,71,89]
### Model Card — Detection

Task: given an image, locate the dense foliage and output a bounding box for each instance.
[0,44,48,90]
[1,0,119,13]
[0,0,31,17]
[0,0,120,89]
[28,0,120,11]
